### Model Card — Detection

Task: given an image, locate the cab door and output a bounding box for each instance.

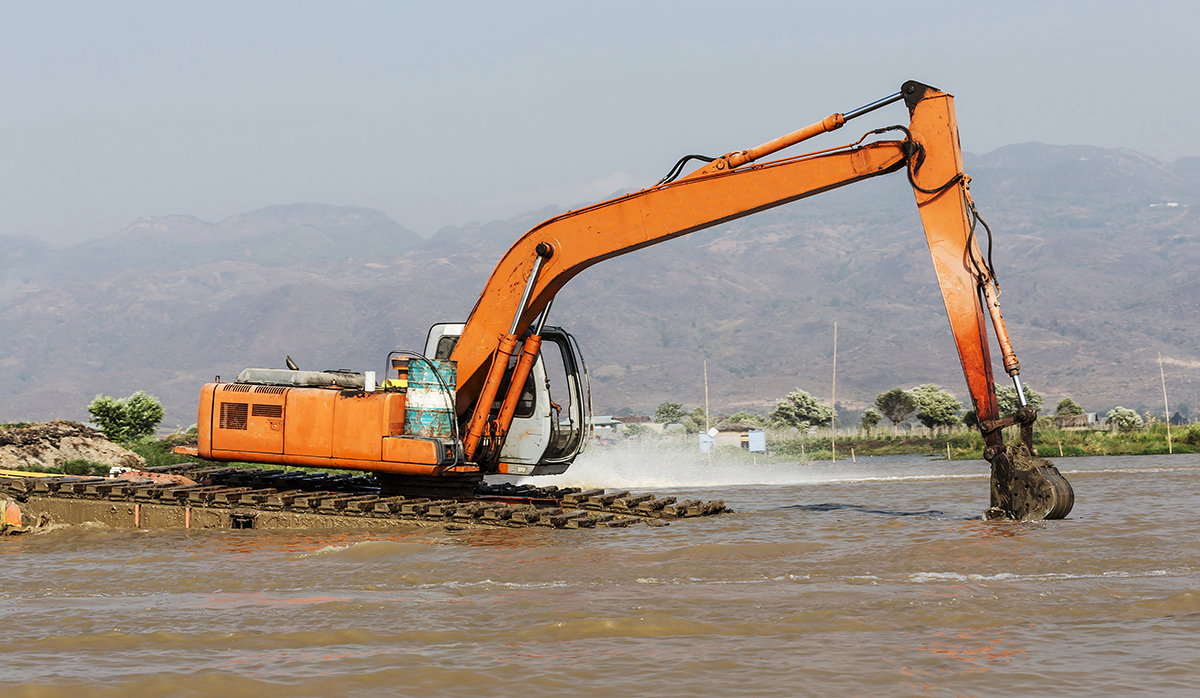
[500,328,590,472]
[424,323,590,474]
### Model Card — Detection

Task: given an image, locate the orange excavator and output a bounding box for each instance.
[177,81,1074,521]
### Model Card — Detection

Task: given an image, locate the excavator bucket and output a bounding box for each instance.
[988,444,1075,521]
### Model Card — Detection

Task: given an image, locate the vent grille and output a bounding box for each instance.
[222,384,254,393]
[251,403,283,419]
[253,386,287,395]
[219,402,249,430]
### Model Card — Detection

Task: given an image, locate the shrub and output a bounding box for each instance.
[60,459,110,476]
[996,383,1044,414]
[860,408,882,431]
[653,402,687,424]
[1106,406,1143,432]
[88,391,165,443]
[910,384,962,429]
[126,435,197,469]
[770,389,834,429]
[725,411,768,427]
[679,406,709,434]
[875,388,916,429]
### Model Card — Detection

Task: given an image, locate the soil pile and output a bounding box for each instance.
[0,421,145,471]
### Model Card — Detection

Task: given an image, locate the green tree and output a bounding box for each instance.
[860,408,882,432]
[770,389,834,430]
[654,402,687,424]
[875,388,917,431]
[909,384,962,430]
[995,383,1044,415]
[1055,397,1085,416]
[88,391,165,443]
[1106,406,1143,432]
[725,411,768,427]
[679,406,709,434]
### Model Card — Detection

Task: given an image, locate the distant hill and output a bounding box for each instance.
[49,203,426,281]
[1,144,1198,429]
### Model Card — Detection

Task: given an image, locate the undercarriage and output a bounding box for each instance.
[1,464,729,533]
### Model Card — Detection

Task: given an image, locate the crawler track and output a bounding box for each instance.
[1,464,728,532]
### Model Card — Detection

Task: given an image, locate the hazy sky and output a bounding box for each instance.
[2,1,1197,246]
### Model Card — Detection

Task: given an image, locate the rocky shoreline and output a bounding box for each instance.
[0,421,145,472]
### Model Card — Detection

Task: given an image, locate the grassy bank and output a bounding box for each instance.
[770,422,1200,461]
[7,421,1199,478]
[127,434,202,469]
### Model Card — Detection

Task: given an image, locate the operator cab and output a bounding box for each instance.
[425,323,591,475]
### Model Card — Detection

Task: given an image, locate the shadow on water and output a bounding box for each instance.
[780,502,968,519]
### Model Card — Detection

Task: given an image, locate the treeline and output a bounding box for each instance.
[649,390,836,434]
[647,384,994,434]
[644,382,1165,436]
[640,390,1200,461]
[774,422,1200,461]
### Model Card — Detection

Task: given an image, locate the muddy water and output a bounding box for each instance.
[3,448,1199,697]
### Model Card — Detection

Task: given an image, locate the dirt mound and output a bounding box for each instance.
[0,420,145,471]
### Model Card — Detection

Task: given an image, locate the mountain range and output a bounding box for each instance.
[2,143,1198,429]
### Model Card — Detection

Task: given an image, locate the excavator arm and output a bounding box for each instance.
[453,80,1074,521]
[904,83,1073,519]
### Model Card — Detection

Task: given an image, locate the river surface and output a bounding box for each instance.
[3,447,1199,697]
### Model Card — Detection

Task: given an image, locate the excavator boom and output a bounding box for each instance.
[451,140,907,404]
[451,80,1072,520]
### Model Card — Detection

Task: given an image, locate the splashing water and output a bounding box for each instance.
[516,440,989,490]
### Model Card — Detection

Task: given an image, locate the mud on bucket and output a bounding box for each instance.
[405,359,457,438]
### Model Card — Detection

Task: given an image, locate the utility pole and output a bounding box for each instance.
[1160,353,1173,454]
[831,321,837,462]
[704,359,712,465]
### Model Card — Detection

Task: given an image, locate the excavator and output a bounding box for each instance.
[176,80,1075,522]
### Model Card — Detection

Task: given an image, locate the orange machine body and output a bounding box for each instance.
[190,382,471,476]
